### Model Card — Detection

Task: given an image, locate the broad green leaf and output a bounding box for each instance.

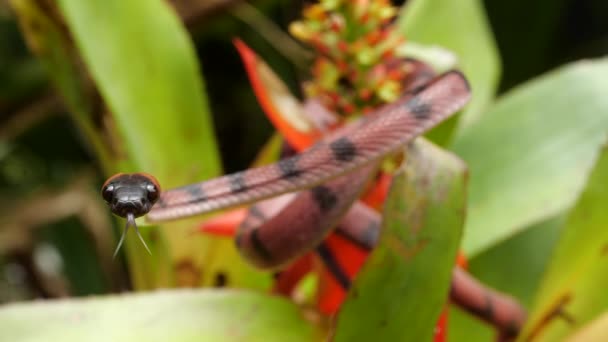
[519,142,608,342]
[448,216,565,342]
[453,59,608,256]
[468,216,565,308]
[51,0,233,288]
[56,0,221,185]
[334,138,467,341]
[448,307,493,342]
[565,311,608,342]
[0,289,323,342]
[398,0,501,130]
[10,0,162,287]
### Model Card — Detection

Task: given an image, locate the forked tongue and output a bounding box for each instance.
[113,212,151,258]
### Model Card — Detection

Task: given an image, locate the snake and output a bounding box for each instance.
[102,70,467,261]
[101,70,526,337]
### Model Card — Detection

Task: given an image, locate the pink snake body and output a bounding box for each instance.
[147,70,470,268]
[147,71,469,222]
[147,70,469,268]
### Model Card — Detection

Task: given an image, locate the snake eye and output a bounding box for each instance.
[146,183,159,203]
[102,184,115,203]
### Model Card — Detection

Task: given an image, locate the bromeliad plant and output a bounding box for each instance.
[201,0,433,311]
[94,0,518,337]
[21,0,515,338]
[201,0,426,303]
[195,1,524,340]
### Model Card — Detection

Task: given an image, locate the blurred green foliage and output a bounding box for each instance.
[0,290,324,341]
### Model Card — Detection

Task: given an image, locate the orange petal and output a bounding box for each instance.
[360,171,392,210]
[273,253,314,296]
[434,306,449,342]
[317,233,369,314]
[317,265,347,315]
[434,251,466,342]
[456,250,468,269]
[233,38,322,151]
[198,208,248,237]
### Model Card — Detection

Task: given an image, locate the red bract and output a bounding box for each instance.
[232,39,322,151]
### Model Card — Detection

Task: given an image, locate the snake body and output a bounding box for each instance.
[146,70,470,222]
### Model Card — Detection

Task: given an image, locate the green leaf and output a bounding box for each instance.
[453,59,608,256]
[0,290,323,342]
[519,142,608,342]
[56,0,221,184]
[468,216,565,308]
[448,216,565,342]
[398,0,501,130]
[565,311,608,342]
[52,0,231,288]
[334,138,467,341]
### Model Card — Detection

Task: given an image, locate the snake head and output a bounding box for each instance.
[102,173,161,257]
[101,173,161,218]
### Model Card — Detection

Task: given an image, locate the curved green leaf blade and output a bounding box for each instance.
[565,311,608,342]
[334,138,467,342]
[453,59,608,256]
[448,215,565,342]
[54,0,230,288]
[398,0,501,129]
[0,290,322,342]
[56,0,221,183]
[519,142,608,342]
